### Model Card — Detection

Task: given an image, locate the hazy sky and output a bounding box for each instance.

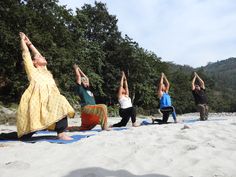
[59,0,236,67]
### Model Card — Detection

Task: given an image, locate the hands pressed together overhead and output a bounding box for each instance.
[19,32,32,46]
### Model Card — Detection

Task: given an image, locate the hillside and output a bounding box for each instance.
[202,57,236,90]
[168,58,236,91]
[167,62,194,75]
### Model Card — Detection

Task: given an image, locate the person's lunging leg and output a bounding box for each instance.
[55,117,72,140]
[112,108,130,127]
[205,104,209,120]
[198,104,205,121]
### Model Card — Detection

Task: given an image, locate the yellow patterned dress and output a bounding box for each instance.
[17,51,75,137]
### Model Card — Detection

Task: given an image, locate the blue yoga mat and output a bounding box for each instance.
[183,118,228,124]
[140,119,174,125]
[182,119,199,123]
[0,127,128,144]
[26,134,94,144]
[141,118,228,126]
[35,131,57,135]
[68,127,128,133]
[112,127,128,131]
[141,120,152,125]
[0,133,94,144]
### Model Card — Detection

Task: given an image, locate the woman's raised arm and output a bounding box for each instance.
[19,32,35,78]
[163,73,170,92]
[24,35,43,58]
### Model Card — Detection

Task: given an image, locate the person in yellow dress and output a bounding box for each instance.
[17,32,75,140]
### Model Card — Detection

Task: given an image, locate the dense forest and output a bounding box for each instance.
[201,58,236,112]
[0,0,235,114]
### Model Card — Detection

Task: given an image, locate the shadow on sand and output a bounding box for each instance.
[63,167,170,177]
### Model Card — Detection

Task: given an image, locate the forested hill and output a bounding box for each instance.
[202,58,236,90]
[168,58,236,112]
[201,58,236,112]
[0,0,235,113]
[168,63,194,74]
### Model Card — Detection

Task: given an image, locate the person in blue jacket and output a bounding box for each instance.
[153,73,177,124]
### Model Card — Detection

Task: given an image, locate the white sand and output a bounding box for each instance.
[0,113,236,177]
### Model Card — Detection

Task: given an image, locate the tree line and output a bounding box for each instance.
[0,0,235,114]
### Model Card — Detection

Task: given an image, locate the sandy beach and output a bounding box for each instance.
[0,113,236,177]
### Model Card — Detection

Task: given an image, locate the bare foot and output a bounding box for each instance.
[132,123,140,127]
[58,133,73,141]
[105,128,111,131]
[102,123,111,131]
[102,126,111,131]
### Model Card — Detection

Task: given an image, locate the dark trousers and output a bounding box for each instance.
[153,106,176,124]
[20,117,68,140]
[113,107,136,127]
[197,104,208,120]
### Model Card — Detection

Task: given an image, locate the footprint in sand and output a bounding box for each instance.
[175,134,193,141]
[5,161,30,169]
[185,144,198,151]
[207,142,215,148]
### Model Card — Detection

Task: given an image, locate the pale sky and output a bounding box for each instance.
[59,0,236,67]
